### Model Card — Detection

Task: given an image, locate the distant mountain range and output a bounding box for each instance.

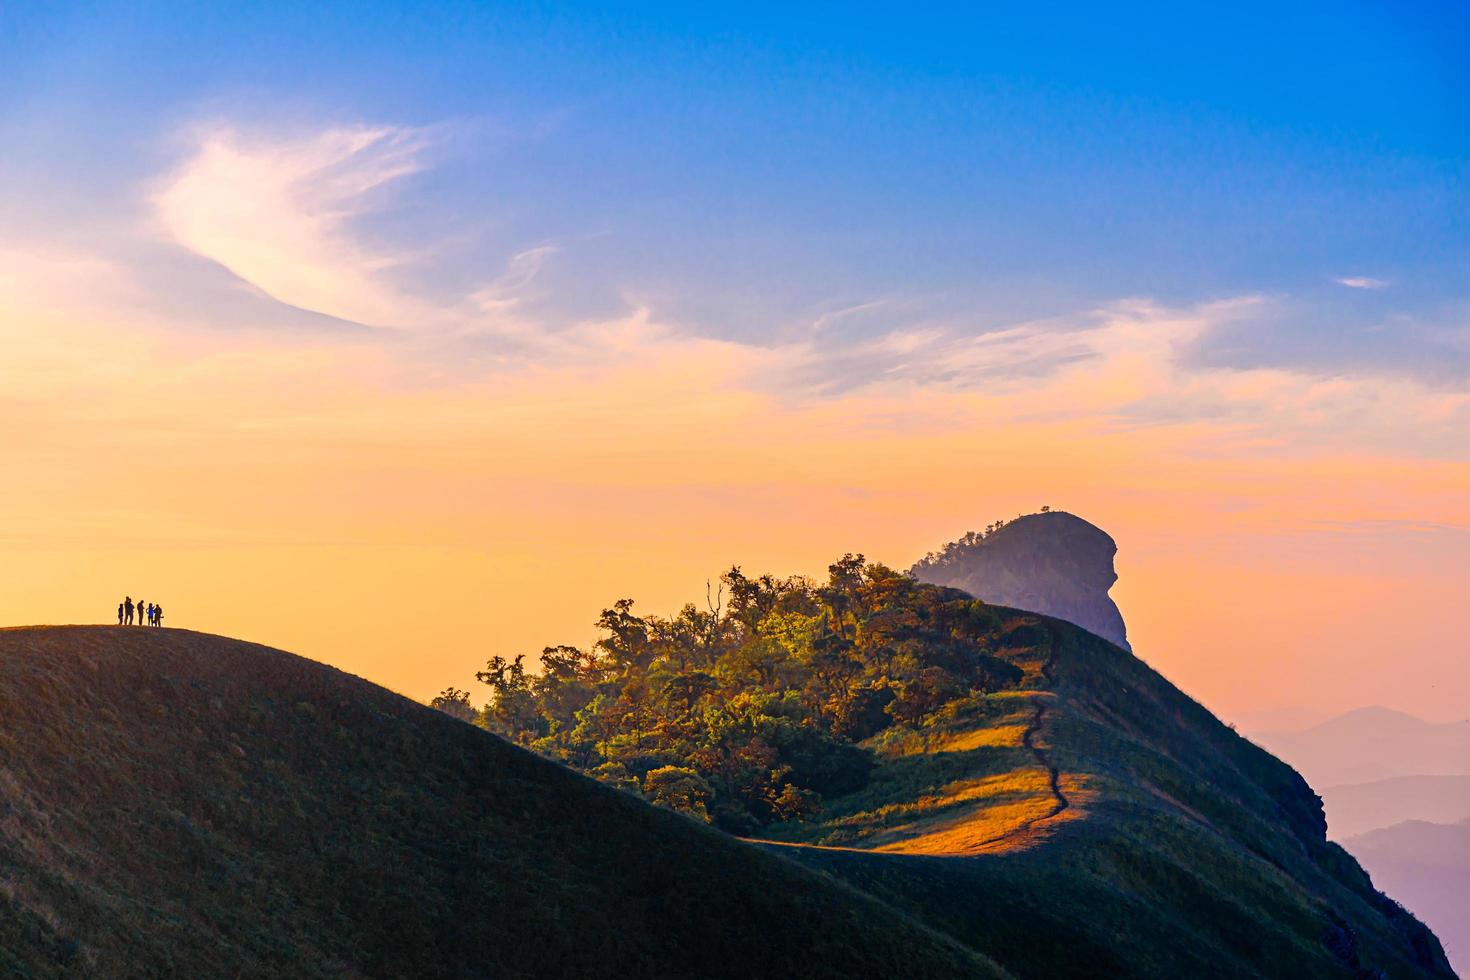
[1252,706,1470,788]
[1346,819,1470,976]
[1255,707,1470,977]
[1320,775,1470,840]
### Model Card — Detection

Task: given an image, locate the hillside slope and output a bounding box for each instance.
[0,627,1002,979]
[761,613,1455,979]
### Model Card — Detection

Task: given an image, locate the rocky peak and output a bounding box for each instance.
[910,511,1131,651]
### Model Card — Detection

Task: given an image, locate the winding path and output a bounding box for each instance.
[972,625,1069,849]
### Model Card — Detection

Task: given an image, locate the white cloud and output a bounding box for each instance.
[153,124,436,327]
[742,296,1470,456]
[107,116,1470,460]
[471,245,560,315]
[1335,276,1389,290]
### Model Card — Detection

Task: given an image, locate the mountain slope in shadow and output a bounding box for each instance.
[0,627,1001,980]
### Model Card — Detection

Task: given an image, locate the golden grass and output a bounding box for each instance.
[814,764,1060,849]
[876,772,1093,856]
[930,723,1028,753]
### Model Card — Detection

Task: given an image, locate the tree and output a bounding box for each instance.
[429,687,476,723]
[475,655,542,741]
[643,766,713,822]
[770,782,821,822]
[595,599,652,669]
[440,553,1032,833]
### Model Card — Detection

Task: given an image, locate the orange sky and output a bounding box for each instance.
[2,119,1467,730]
[2,290,1467,727]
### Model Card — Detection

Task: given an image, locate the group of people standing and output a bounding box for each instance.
[118,596,164,627]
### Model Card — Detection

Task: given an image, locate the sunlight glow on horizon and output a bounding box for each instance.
[3,3,1467,727]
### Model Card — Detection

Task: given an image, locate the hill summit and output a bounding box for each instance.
[0,626,997,979]
[911,510,1131,650]
[448,553,1451,978]
[2,589,1456,978]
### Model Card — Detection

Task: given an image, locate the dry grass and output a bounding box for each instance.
[929,723,1029,752]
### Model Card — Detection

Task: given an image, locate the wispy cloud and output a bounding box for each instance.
[471,245,560,315]
[734,296,1470,457]
[153,124,435,327]
[1335,276,1389,290]
[42,114,1444,464]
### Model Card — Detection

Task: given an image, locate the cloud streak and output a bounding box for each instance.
[36,115,1435,466]
[1335,276,1389,290]
[153,124,435,327]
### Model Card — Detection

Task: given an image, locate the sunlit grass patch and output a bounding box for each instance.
[875,796,1055,854]
[930,723,1028,753]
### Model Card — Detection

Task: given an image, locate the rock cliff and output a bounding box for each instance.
[910,510,1130,650]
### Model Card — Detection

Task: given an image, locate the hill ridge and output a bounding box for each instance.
[0,621,1455,979]
[0,625,1004,979]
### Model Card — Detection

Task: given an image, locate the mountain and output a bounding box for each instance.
[1254,707,1470,788]
[757,611,1453,979]
[1254,714,1470,978]
[1229,705,1337,733]
[2,616,1454,979]
[1345,819,1470,976]
[1320,775,1470,840]
[0,626,1000,979]
[910,511,1131,650]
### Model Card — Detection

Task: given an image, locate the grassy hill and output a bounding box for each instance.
[0,626,1002,979]
[760,614,1455,978]
[0,619,1454,979]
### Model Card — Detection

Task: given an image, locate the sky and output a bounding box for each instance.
[1,1,1467,726]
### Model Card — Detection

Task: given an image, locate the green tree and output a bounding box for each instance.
[429,687,476,724]
[475,655,542,741]
[442,553,1031,834]
[643,766,713,822]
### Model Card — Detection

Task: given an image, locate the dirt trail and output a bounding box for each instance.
[763,625,1074,857]
[971,626,1070,849]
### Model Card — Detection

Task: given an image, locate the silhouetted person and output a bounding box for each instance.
[137,599,146,626]
[117,602,125,625]
[124,596,134,626]
[154,605,164,628]
[146,602,154,626]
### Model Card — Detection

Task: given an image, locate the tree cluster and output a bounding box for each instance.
[910,508,1054,574]
[438,557,1024,833]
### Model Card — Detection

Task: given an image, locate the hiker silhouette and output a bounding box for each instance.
[116,595,166,627]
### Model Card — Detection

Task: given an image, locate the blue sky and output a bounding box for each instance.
[3,1,1465,386]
